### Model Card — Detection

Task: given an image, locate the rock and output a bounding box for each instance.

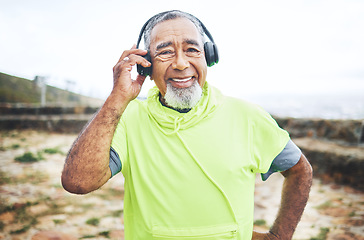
[31,231,77,240]
[275,117,364,145]
[293,138,364,190]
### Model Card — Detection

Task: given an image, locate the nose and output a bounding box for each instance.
[172,52,189,70]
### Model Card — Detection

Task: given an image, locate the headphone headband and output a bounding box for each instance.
[136,10,216,48]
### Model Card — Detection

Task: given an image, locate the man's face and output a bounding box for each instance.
[149,18,207,99]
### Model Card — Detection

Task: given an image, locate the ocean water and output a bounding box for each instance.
[243,93,364,120]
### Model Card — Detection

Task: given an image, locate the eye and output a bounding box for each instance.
[159,50,173,55]
[187,48,199,53]
[186,47,201,57]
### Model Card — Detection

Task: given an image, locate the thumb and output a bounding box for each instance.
[131,74,146,96]
[135,74,146,88]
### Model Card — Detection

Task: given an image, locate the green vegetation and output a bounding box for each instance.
[14,152,39,163]
[0,143,22,151]
[11,144,20,149]
[348,211,356,217]
[253,219,267,226]
[81,235,97,239]
[0,72,41,103]
[111,210,123,217]
[10,220,36,234]
[310,227,330,240]
[14,148,65,163]
[0,72,103,105]
[315,200,333,210]
[81,203,95,210]
[86,217,100,226]
[53,219,66,225]
[9,202,38,235]
[43,147,64,155]
[99,231,110,238]
[0,195,67,235]
[0,170,11,185]
[44,148,59,154]
[81,231,111,239]
[14,152,43,163]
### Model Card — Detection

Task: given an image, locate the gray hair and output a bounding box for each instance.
[143,10,206,51]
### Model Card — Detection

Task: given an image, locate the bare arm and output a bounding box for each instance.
[61,45,151,194]
[253,154,313,240]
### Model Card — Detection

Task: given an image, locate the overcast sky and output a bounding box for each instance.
[1,0,363,100]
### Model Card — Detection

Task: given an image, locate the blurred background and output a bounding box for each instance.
[1,0,364,118]
[1,0,363,239]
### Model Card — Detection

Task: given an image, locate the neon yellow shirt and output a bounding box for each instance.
[111,82,289,239]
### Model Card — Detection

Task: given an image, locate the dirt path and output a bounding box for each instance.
[0,130,363,240]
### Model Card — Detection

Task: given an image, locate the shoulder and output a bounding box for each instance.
[218,93,282,131]
[221,94,268,118]
[122,98,148,119]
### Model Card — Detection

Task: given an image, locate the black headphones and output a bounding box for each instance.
[136,11,219,76]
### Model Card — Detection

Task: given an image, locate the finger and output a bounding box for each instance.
[118,48,148,63]
[118,44,138,62]
[123,54,151,68]
[134,74,146,88]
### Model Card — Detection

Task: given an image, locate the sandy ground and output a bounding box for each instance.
[0,130,363,240]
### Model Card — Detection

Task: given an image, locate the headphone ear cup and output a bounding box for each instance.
[137,52,152,76]
[204,42,219,67]
[213,43,219,65]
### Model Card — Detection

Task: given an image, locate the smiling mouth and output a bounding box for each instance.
[169,77,194,82]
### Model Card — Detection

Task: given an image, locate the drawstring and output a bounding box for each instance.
[149,115,183,135]
[173,117,182,133]
[176,132,238,224]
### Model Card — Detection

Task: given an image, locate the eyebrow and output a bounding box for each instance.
[184,39,201,47]
[155,39,201,51]
[156,41,172,51]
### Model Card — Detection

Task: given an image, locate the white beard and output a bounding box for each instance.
[163,80,203,111]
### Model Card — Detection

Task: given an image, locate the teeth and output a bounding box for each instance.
[171,77,192,82]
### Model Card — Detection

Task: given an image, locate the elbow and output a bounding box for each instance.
[61,172,92,195]
[297,154,313,189]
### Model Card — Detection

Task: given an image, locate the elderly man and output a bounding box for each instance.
[62,10,312,240]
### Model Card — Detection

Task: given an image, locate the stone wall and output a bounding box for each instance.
[275,117,364,146]
[275,117,364,190]
[0,104,99,115]
[0,105,98,133]
[0,106,363,190]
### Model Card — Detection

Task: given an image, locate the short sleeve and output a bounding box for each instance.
[250,106,290,174]
[109,147,122,177]
[261,139,301,180]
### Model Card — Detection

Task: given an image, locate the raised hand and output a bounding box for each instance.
[112,44,151,101]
